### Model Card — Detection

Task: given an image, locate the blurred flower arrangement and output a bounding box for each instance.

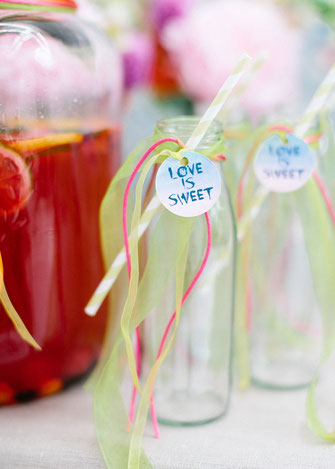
[78,0,154,92]
[77,0,335,124]
[159,0,301,119]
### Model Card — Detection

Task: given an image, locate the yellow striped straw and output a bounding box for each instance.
[186,53,252,149]
[295,62,335,139]
[85,53,252,316]
[85,196,162,316]
[237,61,335,241]
[219,51,267,121]
[237,185,269,241]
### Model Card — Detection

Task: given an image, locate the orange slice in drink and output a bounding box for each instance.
[0,144,32,216]
[9,132,83,155]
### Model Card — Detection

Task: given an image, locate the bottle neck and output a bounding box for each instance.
[155,116,224,152]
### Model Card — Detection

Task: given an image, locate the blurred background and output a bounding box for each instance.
[76,0,335,154]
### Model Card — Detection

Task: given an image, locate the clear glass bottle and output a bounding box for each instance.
[247,194,323,389]
[143,116,236,425]
[240,130,326,390]
[0,1,122,403]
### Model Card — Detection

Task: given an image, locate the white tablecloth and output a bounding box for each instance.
[0,383,333,469]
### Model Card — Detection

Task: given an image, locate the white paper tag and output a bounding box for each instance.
[155,151,221,217]
[253,134,316,193]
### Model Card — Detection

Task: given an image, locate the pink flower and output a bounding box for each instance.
[151,0,194,31]
[162,0,301,118]
[122,32,154,90]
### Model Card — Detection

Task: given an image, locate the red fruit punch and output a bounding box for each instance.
[0,127,121,400]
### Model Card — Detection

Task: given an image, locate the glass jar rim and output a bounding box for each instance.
[155,116,224,149]
[156,116,223,133]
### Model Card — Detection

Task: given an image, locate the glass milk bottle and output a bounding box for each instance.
[0,0,122,403]
[243,132,324,389]
[144,116,236,425]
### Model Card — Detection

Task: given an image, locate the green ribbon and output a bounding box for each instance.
[301,118,335,441]
[90,132,228,468]
[91,136,197,469]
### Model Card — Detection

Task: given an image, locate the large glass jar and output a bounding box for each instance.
[143,117,236,425]
[0,1,122,403]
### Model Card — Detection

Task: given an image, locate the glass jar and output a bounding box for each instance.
[143,116,236,425]
[0,2,122,403]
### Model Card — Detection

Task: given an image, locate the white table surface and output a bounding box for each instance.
[0,383,333,469]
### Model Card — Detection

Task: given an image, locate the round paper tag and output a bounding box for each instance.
[253,134,316,193]
[155,151,221,217]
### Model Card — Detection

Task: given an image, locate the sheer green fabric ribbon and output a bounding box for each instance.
[91,133,226,468]
[302,179,335,441]
[304,115,335,442]
[0,251,40,350]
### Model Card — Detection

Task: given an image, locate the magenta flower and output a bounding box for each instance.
[151,0,194,31]
[122,32,154,90]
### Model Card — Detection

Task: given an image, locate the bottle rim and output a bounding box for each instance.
[155,116,224,150]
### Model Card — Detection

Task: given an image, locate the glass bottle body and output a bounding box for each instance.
[248,192,323,389]
[144,117,236,425]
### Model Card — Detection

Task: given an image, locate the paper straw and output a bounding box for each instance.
[219,52,267,121]
[295,63,335,138]
[85,54,252,316]
[237,185,269,241]
[85,196,161,316]
[237,62,335,241]
[186,54,252,149]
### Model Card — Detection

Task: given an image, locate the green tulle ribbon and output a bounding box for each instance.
[300,177,335,440]
[0,282,41,351]
[303,116,335,442]
[91,132,227,468]
[120,153,160,394]
[234,124,287,388]
[0,248,40,350]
